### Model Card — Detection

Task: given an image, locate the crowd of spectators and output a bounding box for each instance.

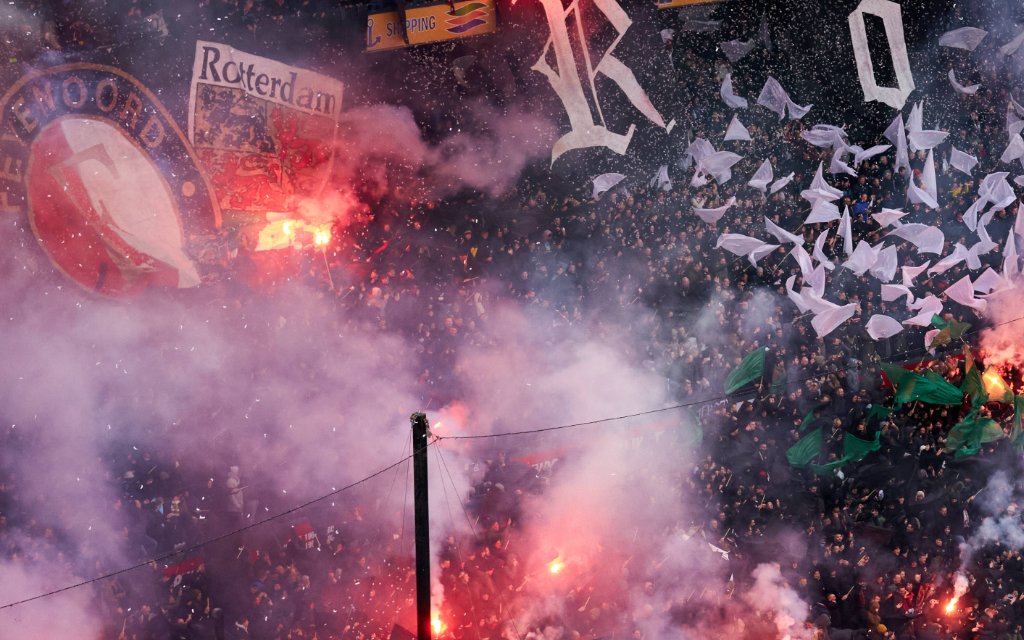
[4,1,1024,639]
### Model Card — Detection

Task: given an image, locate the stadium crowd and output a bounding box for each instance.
[4,1,1024,639]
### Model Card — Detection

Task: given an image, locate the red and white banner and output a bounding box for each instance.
[187,41,344,224]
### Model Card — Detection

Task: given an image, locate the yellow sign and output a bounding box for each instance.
[366,0,497,52]
[655,0,720,9]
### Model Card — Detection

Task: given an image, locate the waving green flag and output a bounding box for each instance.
[1012,395,1024,451]
[725,347,766,395]
[961,365,987,408]
[930,315,971,349]
[883,364,963,406]
[946,411,1005,458]
[787,427,823,466]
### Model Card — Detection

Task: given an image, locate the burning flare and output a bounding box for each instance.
[431,614,446,635]
[313,226,331,248]
[945,597,958,614]
[548,557,565,575]
[982,369,1010,399]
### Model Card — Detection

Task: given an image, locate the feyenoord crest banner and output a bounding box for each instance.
[0,63,221,296]
[187,41,344,221]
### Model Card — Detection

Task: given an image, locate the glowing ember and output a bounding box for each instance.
[431,614,446,635]
[548,557,565,575]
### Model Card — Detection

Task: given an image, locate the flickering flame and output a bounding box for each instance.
[945,598,958,614]
[983,370,1009,399]
[313,227,331,248]
[431,614,446,635]
[282,221,294,237]
[548,557,565,575]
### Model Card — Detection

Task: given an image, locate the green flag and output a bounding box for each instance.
[787,427,823,466]
[883,363,963,406]
[843,430,881,462]
[929,315,971,349]
[961,365,987,408]
[725,347,766,395]
[1012,395,1024,451]
[809,431,882,475]
[946,411,1005,458]
[799,410,816,432]
[865,403,895,425]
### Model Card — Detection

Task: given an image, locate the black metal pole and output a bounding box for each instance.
[410,412,432,640]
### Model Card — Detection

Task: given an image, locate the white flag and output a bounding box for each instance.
[904,296,944,326]
[881,284,914,303]
[872,208,907,228]
[813,231,835,271]
[720,39,756,63]
[839,206,854,256]
[949,146,978,175]
[1001,135,1024,165]
[944,274,988,311]
[747,159,774,192]
[765,217,803,245]
[939,27,988,51]
[805,200,842,225]
[948,69,980,95]
[812,303,858,338]
[748,243,780,268]
[869,245,899,283]
[844,240,881,276]
[769,172,794,194]
[698,151,743,184]
[724,115,752,141]
[694,196,736,224]
[716,233,768,256]
[854,144,891,166]
[928,243,969,275]
[721,73,748,109]
[908,130,949,152]
[649,165,672,192]
[592,173,626,199]
[866,314,904,340]
[757,76,787,118]
[901,262,930,287]
[887,224,945,255]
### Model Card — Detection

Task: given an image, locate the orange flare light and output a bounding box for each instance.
[431,614,446,635]
[945,598,958,614]
[548,558,565,575]
[982,370,1010,399]
[313,227,331,248]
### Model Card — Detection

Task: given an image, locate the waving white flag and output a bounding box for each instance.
[866,314,904,340]
[765,217,803,245]
[944,274,988,311]
[721,73,748,109]
[948,69,980,95]
[694,197,736,224]
[950,146,978,175]
[724,115,752,141]
[592,173,626,199]
[748,159,774,192]
[887,224,945,255]
[939,27,988,51]
[812,303,858,338]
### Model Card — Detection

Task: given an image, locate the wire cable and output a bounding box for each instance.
[5,311,1024,610]
[0,440,436,612]
[436,311,1024,442]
